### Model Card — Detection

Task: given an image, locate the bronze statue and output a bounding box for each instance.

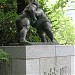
[32,8,53,42]
[16,2,53,43]
[16,2,38,43]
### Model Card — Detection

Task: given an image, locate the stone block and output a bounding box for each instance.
[56,56,71,75]
[11,59,26,75]
[26,45,55,59]
[71,56,75,75]
[26,59,40,75]
[40,56,71,75]
[2,46,26,59]
[56,45,75,56]
[40,58,55,75]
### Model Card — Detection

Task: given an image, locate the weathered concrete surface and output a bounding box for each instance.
[0,45,75,75]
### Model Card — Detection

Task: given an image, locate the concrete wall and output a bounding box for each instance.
[0,62,11,75]
[0,45,75,75]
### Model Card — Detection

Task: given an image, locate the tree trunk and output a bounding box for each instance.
[17,0,35,14]
[17,0,25,14]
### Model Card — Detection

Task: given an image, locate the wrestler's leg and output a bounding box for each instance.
[43,22,53,42]
[20,18,30,43]
[37,27,47,42]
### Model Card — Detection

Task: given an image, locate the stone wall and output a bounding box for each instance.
[0,45,75,75]
[0,62,11,75]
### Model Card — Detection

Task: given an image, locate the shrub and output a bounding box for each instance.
[0,49,10,63]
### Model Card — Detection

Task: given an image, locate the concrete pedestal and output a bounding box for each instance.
[0,45,75,75]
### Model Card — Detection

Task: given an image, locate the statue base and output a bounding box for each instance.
[0,45,74,75]
[9,41,59,46]
[9,42,32,46]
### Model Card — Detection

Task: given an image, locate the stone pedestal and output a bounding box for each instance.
[0,45,75,75]
[0,62,11,75]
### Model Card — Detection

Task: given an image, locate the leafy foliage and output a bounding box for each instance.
[49,8,75,44]
[0,49,10,63]
[0,0,18,45]
[0,11,18,45]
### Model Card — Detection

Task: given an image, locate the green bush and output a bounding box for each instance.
[0,11,18,45]
[0,49,10,63]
